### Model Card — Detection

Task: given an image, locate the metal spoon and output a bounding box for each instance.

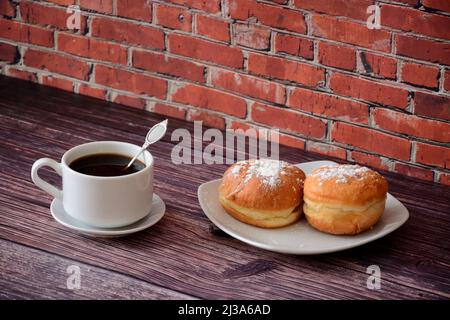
[125,119,168,169]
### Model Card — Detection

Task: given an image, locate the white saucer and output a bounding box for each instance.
[50,194,166,237]
[198,161,410,255]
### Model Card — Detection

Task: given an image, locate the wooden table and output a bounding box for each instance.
[0,76,449,300]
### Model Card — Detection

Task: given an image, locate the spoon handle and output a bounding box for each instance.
[125,144,147,169]
[125,119,168,170]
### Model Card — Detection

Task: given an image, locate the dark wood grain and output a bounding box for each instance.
[0,239,195,299]
[0,75,449,299]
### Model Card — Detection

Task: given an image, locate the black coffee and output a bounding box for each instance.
[69,153,146,177]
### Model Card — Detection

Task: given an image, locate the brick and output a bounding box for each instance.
[288,88,369,124]
[168,34,243,68]
[155,4,191,32]
[401,62,440,89]
[278,134,306,149]
[233,23,270,50]
[444,70,450,92]
[79,0,113,14]
[381,4,450,41]
[20,1,86,31]
[78,84,106,99]
[268,0,289,4]
[195,15,230,42]
[439,173,450,186]
[0,0,15,17]
[306,141,347,160]
[133,50,205,83]
[248,53,324,87]
[358,52,397,80]
[394,163,434,181]
[95,65,167,99]
[294,0,372,21]
[91,17,164,50]
[229,121,272,139]
[318,42,356,71]
[251,102,326,139]
[210,68,286,104]
[423,0,450,12]
[373,108,450,143]
[230,121,295,149]
[0,43,18,63]
[24,49,90,80]
[415,142,450,168]
[113,94,146,109]
[330,73,409,109]
[229,121,287,144]
[228,121,265,140]
[57,33,127,65]
[395,0,419,5]
[117,0,152,22]
[166,0,220,13]
[153,103,186,120]
[187,110,225,130]
[311,15,391,52]
[42,75,73,91]
[6,67,37,82]
[228,120,305,149]
[172,84,247,118]
[228,120,254,132]
[274,33,314,60]
[228,0,306,33]
[350,151,390,171]
[46,0,76,5]
[414,92,450,121]
[396,35,450,65]
[332,122,411,160]
[0,19,54,48]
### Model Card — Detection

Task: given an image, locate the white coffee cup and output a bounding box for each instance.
[31,141,154,228]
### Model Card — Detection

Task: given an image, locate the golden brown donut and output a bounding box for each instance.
[219,159,306,228]
[303,164,388,235]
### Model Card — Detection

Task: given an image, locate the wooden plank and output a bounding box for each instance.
[0,153,449,299]
[0,238,195,299]
[1,192,447,299]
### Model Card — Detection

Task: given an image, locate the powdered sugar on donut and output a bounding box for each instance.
[312,165,370,184]
[232,159,289,188]
[231,164,242,175]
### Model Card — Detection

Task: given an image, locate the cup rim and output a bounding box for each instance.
[61,141,153,180]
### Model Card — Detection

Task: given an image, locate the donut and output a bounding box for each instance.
[219,159,306,228]
[303,164,388,235]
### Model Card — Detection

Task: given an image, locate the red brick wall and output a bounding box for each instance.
[1,0,449,184]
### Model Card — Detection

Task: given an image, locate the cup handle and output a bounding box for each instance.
[31,158,63,200]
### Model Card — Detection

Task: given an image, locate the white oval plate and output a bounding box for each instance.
[198,161,409,254]
[51,194,166,237]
